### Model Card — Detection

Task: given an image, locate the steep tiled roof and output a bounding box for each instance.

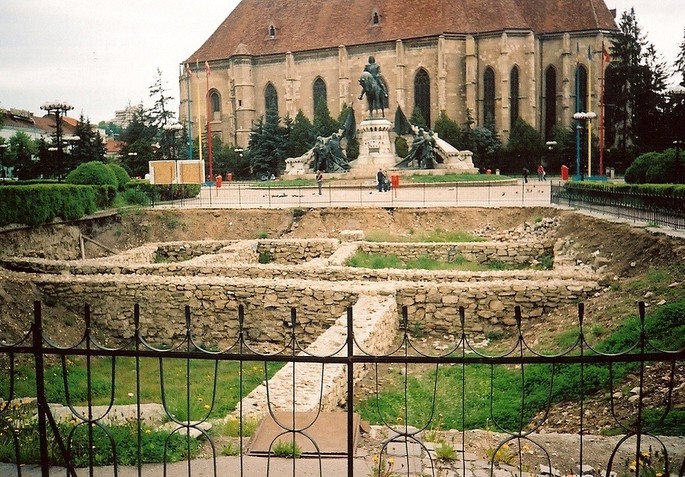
[187,0,617,62]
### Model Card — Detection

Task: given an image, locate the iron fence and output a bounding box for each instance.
[0,301,683,477]
[149,180,552,209]
[551,184,685,229]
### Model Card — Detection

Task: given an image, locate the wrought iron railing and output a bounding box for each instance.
[0,301,683,477]
[551,184,685,229]
[147,180,552,209]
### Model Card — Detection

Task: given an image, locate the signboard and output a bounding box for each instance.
[148,160,204,184]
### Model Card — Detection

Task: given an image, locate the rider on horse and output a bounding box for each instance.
[359,56,388,101]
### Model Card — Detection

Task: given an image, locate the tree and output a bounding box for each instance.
[471,127,501,172]
[120,110,157,178]
[409,107,428,129]
[247,108,287,177]
[98,121,122,139]
[313,100,339,137]
[506,118,545,169]
[286,110,316,158]
[8,131,38,180]
[676,27,685,88]
[433,112,461,148]
[605,8,668,160]
[70,114,106,171]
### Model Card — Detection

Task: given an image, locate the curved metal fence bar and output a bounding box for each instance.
[0,300,683,476]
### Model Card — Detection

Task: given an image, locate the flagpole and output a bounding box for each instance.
[205,61,213,181]
[599,42,607,176]
[195,60,203,163]
[587,46,593,178]
[185,65,194,160]
[575,43,581,180]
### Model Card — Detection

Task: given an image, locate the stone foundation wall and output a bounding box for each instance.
[1,271,598,344]
[13,275,363,347]
[359,241,553,265]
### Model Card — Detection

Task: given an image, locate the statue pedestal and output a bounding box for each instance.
[351,118,397,174]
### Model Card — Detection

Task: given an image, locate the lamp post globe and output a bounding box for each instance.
[40,101,74,181]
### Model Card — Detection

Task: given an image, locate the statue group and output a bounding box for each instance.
[395,126,437,169]
[312,132,350,173]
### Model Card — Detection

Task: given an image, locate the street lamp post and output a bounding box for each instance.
[0,143,8,182]
[40,101,73,182]
[572,111,596,180]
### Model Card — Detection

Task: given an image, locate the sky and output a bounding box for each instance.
[0,0,682,124]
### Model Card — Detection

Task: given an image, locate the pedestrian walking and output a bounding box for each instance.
[316,170,323,195]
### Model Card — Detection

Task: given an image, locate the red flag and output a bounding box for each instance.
[602,44,611,63]
[205,61,211,76]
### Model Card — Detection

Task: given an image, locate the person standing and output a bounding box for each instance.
[522,167,529,183]
[376,168,385,192]
[315,170,323,195]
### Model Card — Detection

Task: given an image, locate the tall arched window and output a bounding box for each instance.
[545,66,557,139]
[576,65,588,113]
[510,66,520,130]
[372,11,380,24]
[414,69,431,126]
[210,91,221,121]
[265,83,278,114]
[483,67,496,130]
[313,77,327,111]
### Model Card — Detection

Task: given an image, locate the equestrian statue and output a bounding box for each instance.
[358,56,389,117]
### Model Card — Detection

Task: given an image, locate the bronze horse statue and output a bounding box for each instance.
[359,71,387,117]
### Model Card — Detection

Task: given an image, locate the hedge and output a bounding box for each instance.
[126,181,201,203]
[0,184,116,227]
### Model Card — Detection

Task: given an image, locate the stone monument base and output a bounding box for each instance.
[350,117,397,174]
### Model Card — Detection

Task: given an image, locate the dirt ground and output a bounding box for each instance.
[1,207,684,472]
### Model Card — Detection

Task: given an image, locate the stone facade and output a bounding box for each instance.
[181,0,617,147]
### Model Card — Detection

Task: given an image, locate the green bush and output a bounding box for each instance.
[105,163,131,191]
[131,182,201,202]
[0,184,114,227]
[65,161,118,187]
[395,136,409,158]
[625,149,679,184]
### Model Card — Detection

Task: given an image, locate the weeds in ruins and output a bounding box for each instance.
[364,228,483,243]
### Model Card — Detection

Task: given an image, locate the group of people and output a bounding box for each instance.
[376,168,391,192]
[522,164,546,183]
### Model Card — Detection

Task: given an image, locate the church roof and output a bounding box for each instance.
[186,0,617,63]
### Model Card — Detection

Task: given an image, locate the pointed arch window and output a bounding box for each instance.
[313,77,327,111]
[414,69,431,126]
[576,65,588,113]
[372,11,380,25]
[265,83,278,114]
[269,24,276,38]
[210,91,221,121]
[483,67,496,130]
[544,66,557,140]
[510,66,520,130]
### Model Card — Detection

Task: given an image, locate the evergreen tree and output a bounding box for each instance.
[605,8,667,160]
[676,27,685,88]
[409,107,428,129]
[70,114,106,170]
[120,110,157,178]
[313,100,339,137]
[247,108,287,177]
[287,110,316,158]
[433,112,461,148]
[8,131,38,180]
[471,127,501,173]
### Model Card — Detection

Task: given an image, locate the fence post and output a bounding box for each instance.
[32,301,51,477]
[346,306,354,477]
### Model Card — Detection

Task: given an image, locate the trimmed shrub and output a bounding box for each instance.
[65,161,118,187]
[106,163,131,191]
